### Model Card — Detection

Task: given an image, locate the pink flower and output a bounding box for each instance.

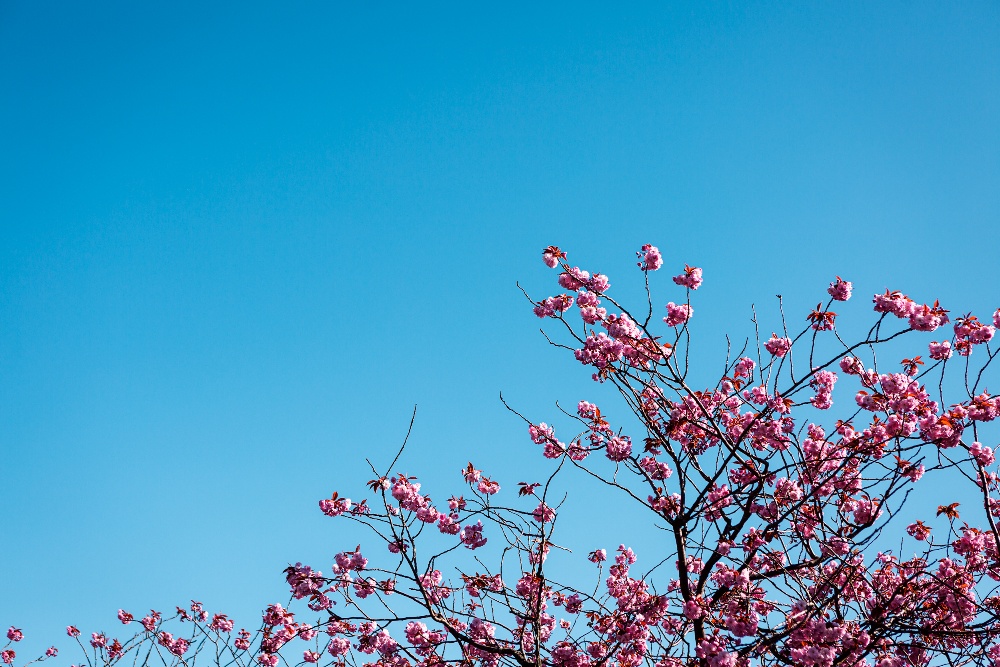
[683,599,705,620]
[415,505,438,523]
[744,385,770,405]
[822,537,850,556]
[90,633,107,649]
[703,485,732,521]
[303,651,321,663]
[929,340,953,361]
[459,521,487,549]
[319,493,352,517]
[234,630,251,651]
[1,650,14,665]
[908,302,949,332]
[528,422,555,445]
[353,577,377,599]
[334,549,368,572]
[66,626,80,638]
[437,512,461,535]
[972,324,995,344]
[327,637,351,657]
[45,647,58,657]
[189,601,207,622]
[639,456,672,480]
[873,290,916,318]
[733,357,755,378]
[532,502,556,523]
[462,462,482,482]
[971,441,995,467]
[907,521,931,541]
[542,246,565,268]
[286,563,323,599]
[117,609,133,624]
[840,356,864,374]
[809,370,837,409]
[262,603,293,627]
[588,549,607,563]
[140,611,161,632]
[169,638,189,657]
[404,622,431,647]
[559,266,591,291]
[605,435,632,462]
[6,628,22,643]
[827,276,853,301]
[764,335,792,358]
[391,475,426,511]
[210,614,235,633]
[576,290,607,324]
[418,570,451,604]
[901,461,925,482]
[673,265,703,290]
[664,302,692,327]
[774,478,803,506]
[533,294,574,318]
[477,478,500,495]
[637,244,662,271]
[589,274,610,293]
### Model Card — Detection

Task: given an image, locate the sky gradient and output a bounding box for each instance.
[2,1,999,649]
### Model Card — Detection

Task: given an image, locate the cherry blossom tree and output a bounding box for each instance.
[8,244,1000,667]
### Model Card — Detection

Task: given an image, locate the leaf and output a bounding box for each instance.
[937,503,960,520]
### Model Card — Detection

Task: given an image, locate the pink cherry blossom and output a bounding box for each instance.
[929,340,953,360]
[764,334,792,357]
[637,244,663,271]
[532,502,556,523]
[542,246,565,268]
[459,521,487,549]
[576,290,607,324]
[672,265,703,290]
[477,477,500,495]
[970,441,995,467]
[840,356,864,374]
[534,294,574,318]
[873,289,916,318]
[827,276,853,301]
[605,435,632,462]
[234,629,252,651]
[319,493,352,517]
[210,614,234,633]
[663,302,692,327]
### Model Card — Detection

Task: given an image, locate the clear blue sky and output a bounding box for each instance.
[2,0,998,648]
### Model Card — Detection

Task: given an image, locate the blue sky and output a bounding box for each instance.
[2,0,999,649]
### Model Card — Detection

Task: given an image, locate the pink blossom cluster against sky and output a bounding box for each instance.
[1,0,998,651]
